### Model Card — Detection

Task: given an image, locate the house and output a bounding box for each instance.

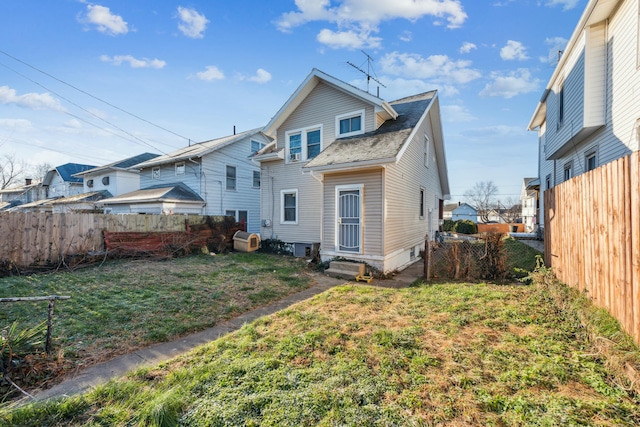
[528,0,638,228]
[451,203,478,223]
[254,68,450,273]
[42,163,96,199]
[442,203,457,220]
[101,129,271,233]
[0,179,44,211]
[73,153,160,197]
[520,178,538,232]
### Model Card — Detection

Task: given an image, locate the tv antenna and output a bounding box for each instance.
[347,50,386,95]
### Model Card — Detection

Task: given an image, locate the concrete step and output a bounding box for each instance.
[324,261,365,279]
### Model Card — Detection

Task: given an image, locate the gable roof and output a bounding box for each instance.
[73,153,160,177]
[303,90,450,198]
[131,128,271,169]
[43,163,97,185]
[263,68,398,136]
[99,182,204,205]
[528,0,620,130]
[49,190,113,204]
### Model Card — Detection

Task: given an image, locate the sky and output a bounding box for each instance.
[0,0,586,202]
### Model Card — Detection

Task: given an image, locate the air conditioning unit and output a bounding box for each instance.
[290,153,301,162]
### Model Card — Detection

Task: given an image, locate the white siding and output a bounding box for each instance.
[83,170,141,197]
[584,22,606,128]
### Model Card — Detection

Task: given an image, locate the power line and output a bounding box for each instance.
[0,49,192,143]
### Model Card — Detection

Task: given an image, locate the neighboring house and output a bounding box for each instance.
[0,179,44,210]
[528,0,638,229]
[73,153,160,197]
[49,190,113,213]
[97,183,204,215]
[101,129,271,233]
[451,203,478,223]
[443,203,457,220]
[42,163,96,199]
[254,68,450,273]
[521,178,538,232]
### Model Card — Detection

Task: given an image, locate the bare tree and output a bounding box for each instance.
[28,162,53,183]
[0,154,26,190]
[496,197,522,224]
[464,181,498,223]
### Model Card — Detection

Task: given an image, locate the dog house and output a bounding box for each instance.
[232,231,260,252]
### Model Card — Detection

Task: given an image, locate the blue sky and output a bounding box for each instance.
[0,0,585,201]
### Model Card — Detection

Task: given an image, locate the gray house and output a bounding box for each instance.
[255,69,450,272]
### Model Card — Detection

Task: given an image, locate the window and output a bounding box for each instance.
[424,135,430,168]
[546,174,552,190]
[253,170,261,188]
[419,187,425,218]
[585,150,597,172]
[558,81,565,128]
[86,179,94,188]
[564,161,572,181]
[281,189,298,224]
[102,176,110,186]
[175,162,185,175]
[286,125,322,162]
[226,165,236,190]
[225,210,235,217]
[152,167,160,180]
[336,110,364,137]
[251,139,266,153]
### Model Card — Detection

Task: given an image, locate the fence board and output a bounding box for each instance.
[546,152,639,344]
[0,213,229,267]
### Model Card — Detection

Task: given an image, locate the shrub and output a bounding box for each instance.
[453,220,477,235]
[442,219,455,232]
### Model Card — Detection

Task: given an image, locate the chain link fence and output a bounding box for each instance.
[427,233,541,281]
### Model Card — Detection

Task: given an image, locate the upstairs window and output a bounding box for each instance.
[336,110,364,137]
[226,165,236,190]
[563,161,572,181]
[557,80,565,129]
[307,129,321,159]
[251,139,266,153]
[286,125,322,162]
[175,162,185,176]
[253,170,261,188]
[288,132,302,162]
[419,187,425,218]
[585,149,597,172]
[152,167,160,180]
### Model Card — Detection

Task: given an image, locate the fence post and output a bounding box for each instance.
[424,237,431,281]
[46,299,55,354]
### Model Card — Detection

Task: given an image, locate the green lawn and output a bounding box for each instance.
[0,252,315,401]
[5,277,639,426]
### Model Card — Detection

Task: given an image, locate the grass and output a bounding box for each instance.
[4,276,639,426]
[0,252,315,400]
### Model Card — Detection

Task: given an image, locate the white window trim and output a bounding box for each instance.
[280,188,298,225]
[252,170,261,188]
[419,187,426,219]
[175,162,185,176]
[226,165,237,191]
[251,139,265,154]
[285,124,323,163]
[563,161,573,181]
[336,109,365,138]
[584,146,598,172]
[152,167,160,180]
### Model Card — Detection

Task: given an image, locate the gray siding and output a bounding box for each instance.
[140,162,202,194]
[322,169,384,256]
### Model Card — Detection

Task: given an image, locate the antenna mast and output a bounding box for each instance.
[347,50,386,94]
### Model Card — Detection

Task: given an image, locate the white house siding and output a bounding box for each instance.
[259,160,322,243]
[200,136,263,233]
[47,174,83,198]
[384,110,442,266]
[321,169,384,263]
[538,122,554,228]
[275,82,375,152]
[83,170,140,197]
[140,161,202,194]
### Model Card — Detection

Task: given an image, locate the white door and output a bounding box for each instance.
[336,186,362,253]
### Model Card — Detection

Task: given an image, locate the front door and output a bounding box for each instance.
[336,186,362,253]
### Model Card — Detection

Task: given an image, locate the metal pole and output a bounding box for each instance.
[46,299,54,354]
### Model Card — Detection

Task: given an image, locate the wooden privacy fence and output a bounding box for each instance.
[0,213,228,267]
[544,151,640,344]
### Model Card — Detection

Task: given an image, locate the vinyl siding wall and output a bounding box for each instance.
[140,162,202,194]
[384,109,442,255]
[322,169,384,257]
[82,170,140,197]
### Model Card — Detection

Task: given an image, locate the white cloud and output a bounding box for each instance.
[276,0,467,49]
[196,66,225,81]
[399,31,412,42]
[540,36,568,63]
[441,104,477,122]
[248,69,272,84]
[380,52,481,85]
[100,55,166,69]
[0,118,32,131]
[80,4,128,36]
[459,42,477,54]
[544,0,580,10]
[0,86,66,112]
[479,68,540,98]
[500,40,529,61]
[317,28,381,49]
[177,6,209,38]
